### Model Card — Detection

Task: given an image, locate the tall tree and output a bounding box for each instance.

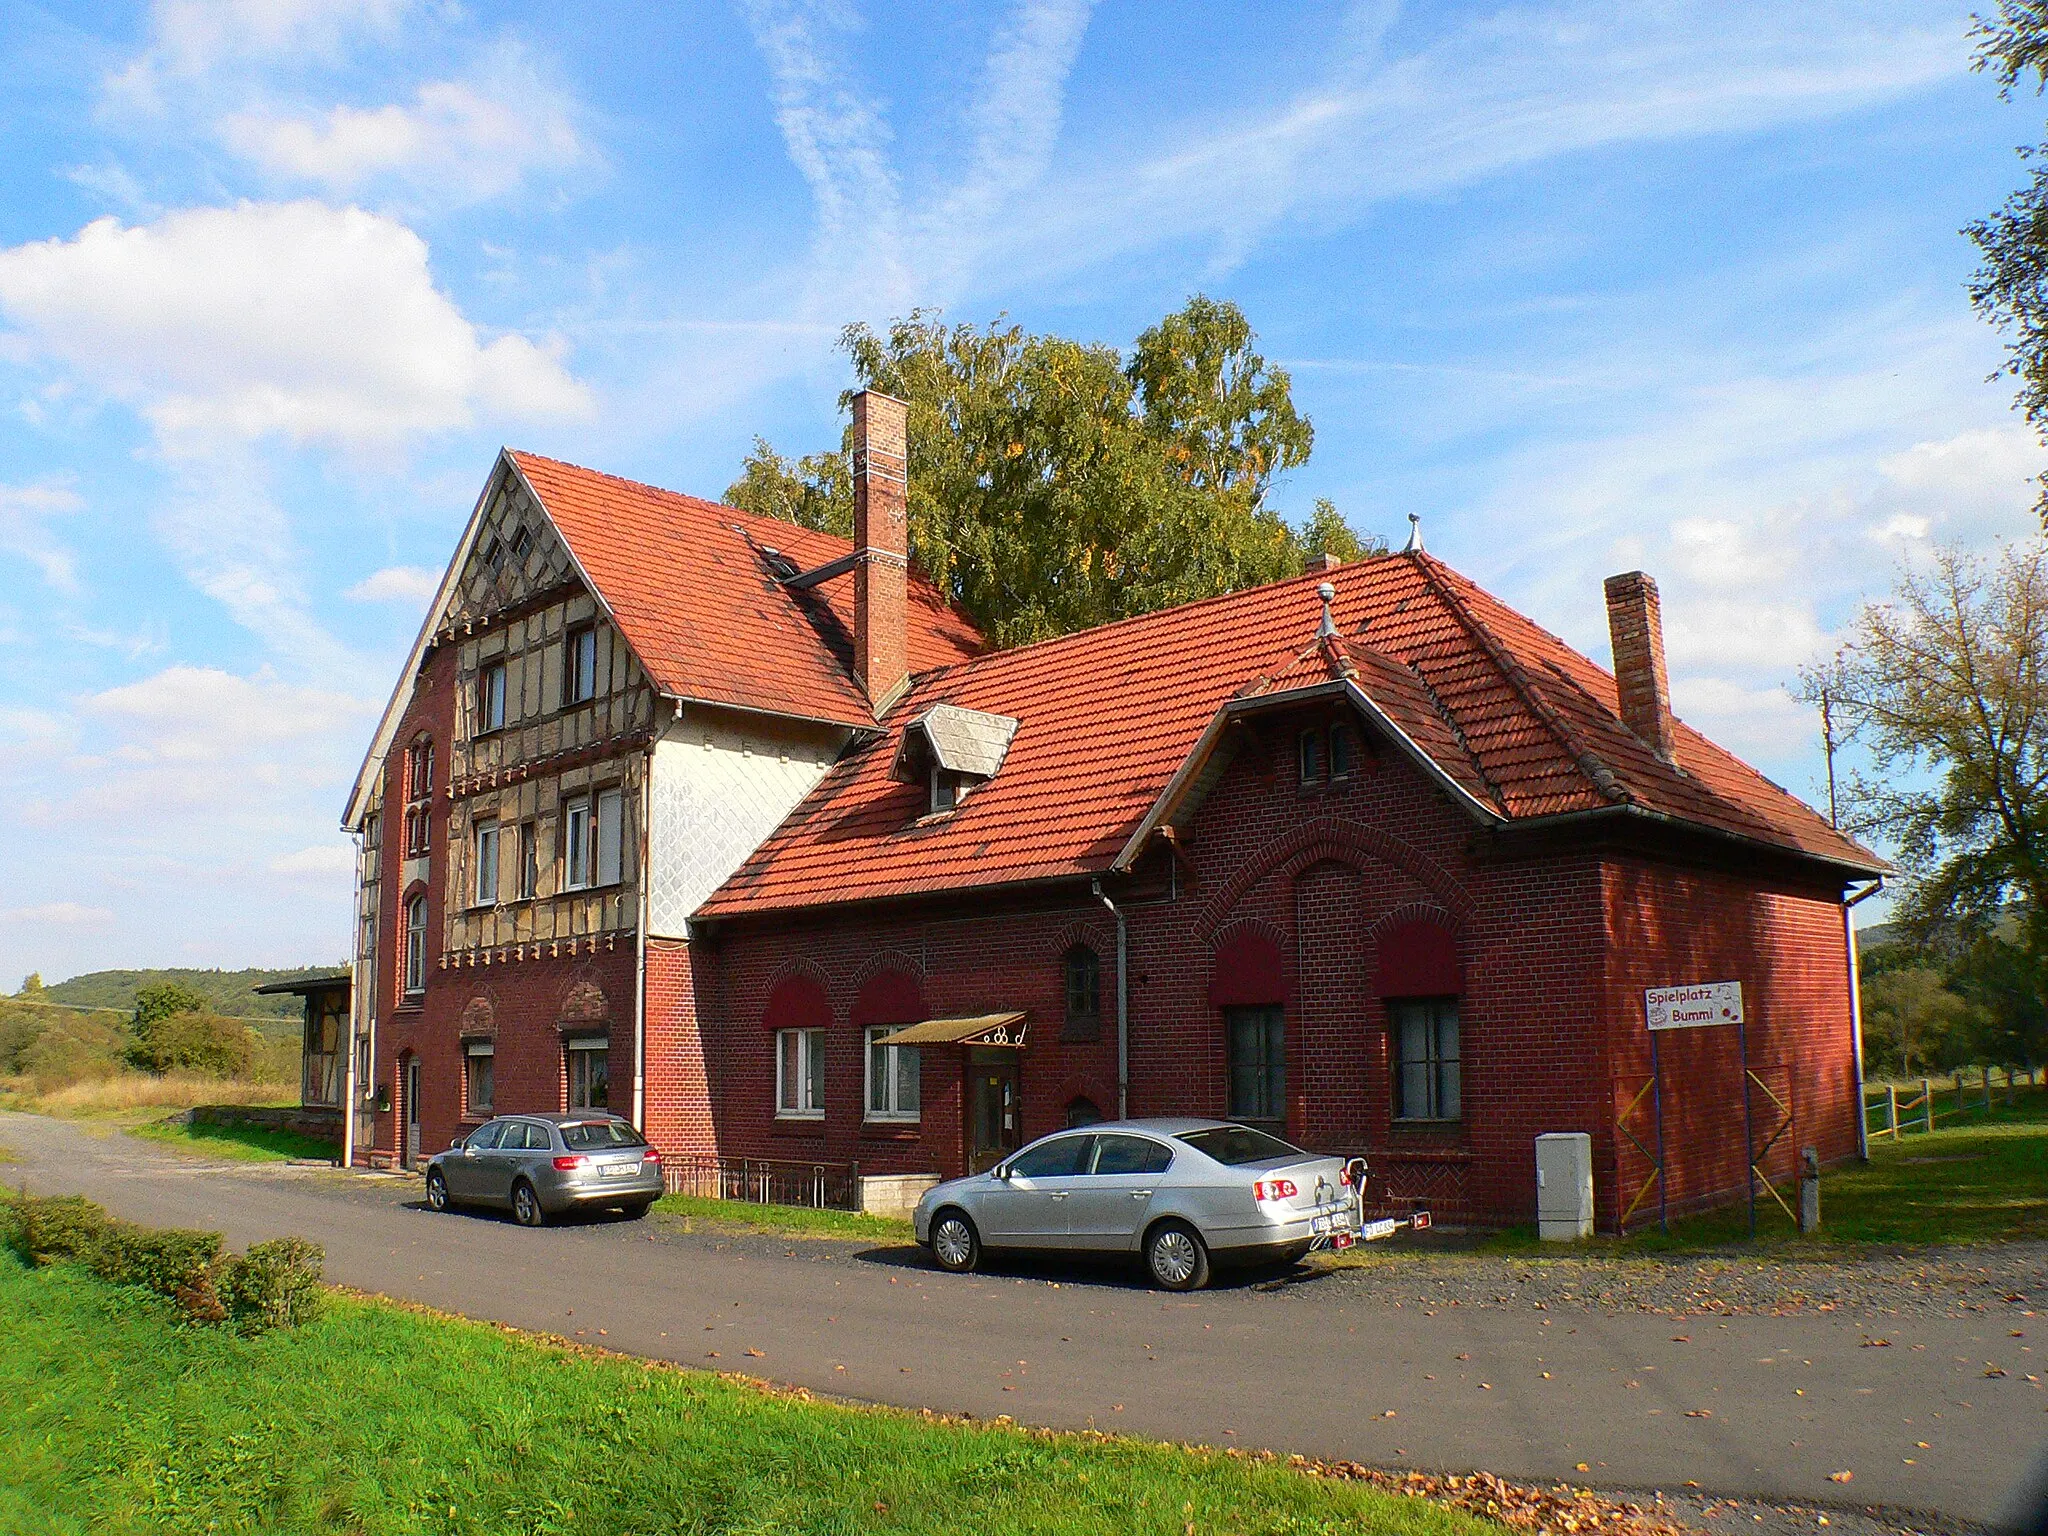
[726,299,1377,647]
[1803,543,2048,1007]
[1969,2,2048,517]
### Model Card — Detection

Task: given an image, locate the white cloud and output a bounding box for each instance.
[0,201,591,450]
[110,0,416,103]
[218,43,588,206]
[993,2,1961,285]
[269,843,355,877]
[0,479,84,592]
[1,902,114,926]
[344,565,440,605]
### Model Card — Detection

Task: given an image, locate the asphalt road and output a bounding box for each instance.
[3,1109,2037,1529]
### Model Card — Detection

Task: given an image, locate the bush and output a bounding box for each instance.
[4,1193,321,1332]
[126,1011,255,1078]
[220,1237,324,1332]
[15,1195,111,1266]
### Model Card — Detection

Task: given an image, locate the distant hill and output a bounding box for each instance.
[29,967,346,1020]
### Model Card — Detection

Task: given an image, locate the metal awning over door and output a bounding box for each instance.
[881,1012,1027,1048]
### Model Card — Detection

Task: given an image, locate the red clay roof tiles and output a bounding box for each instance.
[509,450,982,726]
[697,552,1880,917]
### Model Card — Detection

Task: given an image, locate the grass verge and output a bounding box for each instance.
[1332,1085,2048,1263]
[129,1118,339,1164]
[0,1247,1491,1536]
[653,1190,913,1243]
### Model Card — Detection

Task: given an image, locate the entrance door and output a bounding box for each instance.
[402,1055,422,1170]
[967,1049,1020,1174]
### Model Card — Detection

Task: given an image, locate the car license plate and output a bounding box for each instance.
[601,1162,639,1178]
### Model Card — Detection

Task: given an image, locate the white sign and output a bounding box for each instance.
[1645,980,1744,1031]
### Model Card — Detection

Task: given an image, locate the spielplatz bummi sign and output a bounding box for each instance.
[1644,980,1744,1031]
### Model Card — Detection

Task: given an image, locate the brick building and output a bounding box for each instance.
[340,391,1883,1231]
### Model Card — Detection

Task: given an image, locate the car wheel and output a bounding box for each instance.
[425,1170,450,1212]
[511,1179,547,1227]
[929,1209,980,1274]
[1145,1220,1210,1291]
[619,1199,653,1221]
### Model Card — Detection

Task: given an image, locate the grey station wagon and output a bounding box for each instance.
[913,1117,1362,1290]
[425,1113,663,1226]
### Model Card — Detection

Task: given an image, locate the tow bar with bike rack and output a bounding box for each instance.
[1306,1156,1433,1254]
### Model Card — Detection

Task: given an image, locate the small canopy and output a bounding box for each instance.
[254,971,351,998]
[880,1011,1027,1048]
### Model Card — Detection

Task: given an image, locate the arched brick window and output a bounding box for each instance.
[403,735,434,857]
[1061,945,1100,1042]
[851,970,925,1028]
[762,975,831,1032]
[403,892,428,996]
[1376,917,1461,1123]
[1209,929,1287,1126]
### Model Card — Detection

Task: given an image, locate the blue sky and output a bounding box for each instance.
[0,0,2037,985]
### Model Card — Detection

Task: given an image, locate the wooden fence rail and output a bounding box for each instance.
[1864,1065,2041,1140]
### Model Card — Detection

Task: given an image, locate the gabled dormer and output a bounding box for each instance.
[891,702,1019,816]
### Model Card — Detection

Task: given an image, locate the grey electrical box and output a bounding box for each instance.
[1535,1132,1593,1241]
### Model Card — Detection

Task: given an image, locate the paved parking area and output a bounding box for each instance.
[3,1109,2039,1530]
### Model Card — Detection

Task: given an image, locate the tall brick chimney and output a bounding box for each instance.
[1603,570,1675,761]
[851,390,910,710]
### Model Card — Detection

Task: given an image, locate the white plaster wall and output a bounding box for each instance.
[647,705,850,937]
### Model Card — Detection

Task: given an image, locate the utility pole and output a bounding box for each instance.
[1821,688,1839,829]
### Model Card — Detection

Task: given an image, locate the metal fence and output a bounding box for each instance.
[662,1154,860,1212]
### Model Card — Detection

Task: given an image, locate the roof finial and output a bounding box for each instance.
[1404,512,1424,555]
[1315,580,1338,639]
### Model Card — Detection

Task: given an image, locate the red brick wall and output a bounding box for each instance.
[1600,858,1857,1230]
[689,706,1855,1231]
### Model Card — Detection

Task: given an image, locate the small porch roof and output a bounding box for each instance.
[253,971,351,998]
[881,1011,1026,1047]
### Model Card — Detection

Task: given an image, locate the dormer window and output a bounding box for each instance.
[892,702,1020,818]
[931,769,967,815]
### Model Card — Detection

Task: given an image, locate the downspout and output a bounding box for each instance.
[1845,878,1883,1162]
[1092,878,1129,1120]
[341,829,363,1171]
[634,750,653,1134]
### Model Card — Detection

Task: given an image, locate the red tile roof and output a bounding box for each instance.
[509,451,983,726]
[697,552,1880,917]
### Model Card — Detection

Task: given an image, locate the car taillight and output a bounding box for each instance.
[553,1155,589,1172]
[1339,1167,1353,1187]
[1252,1178,1298,1202]
[643,1148,660,1162]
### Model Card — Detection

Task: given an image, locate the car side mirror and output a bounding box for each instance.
[450,1138,466,1152]
[992,1163,1012,1181]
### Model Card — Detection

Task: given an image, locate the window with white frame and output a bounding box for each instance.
[865,1026,920,1122]
[464,1041,494,1116]
[776,1028,825,1119]
[567,1038,608,1110]
[561,796,590,890]
[595,786,624,886]
[404,893,427,995]
[477,661,506,733]
[472,819,499,907]
[564,625,597,706]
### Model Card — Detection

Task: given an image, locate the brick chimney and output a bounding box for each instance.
[1603,570,1675,760]
[852,390,910,710]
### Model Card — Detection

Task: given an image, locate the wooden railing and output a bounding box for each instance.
[1865,1065,2040,1140]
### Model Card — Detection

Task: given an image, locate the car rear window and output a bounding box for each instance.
[1176,1126,1307,1166]
[560,1119,647,1150]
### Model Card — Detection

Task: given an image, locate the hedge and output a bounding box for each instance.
[2,1193,322,1332]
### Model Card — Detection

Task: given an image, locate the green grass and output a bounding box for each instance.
[1379,1084,2048,1259]
[0,1249,1490,1536]
[653,1191,913,1244]
[129,1118,338,1164]
[0,1144,16,1164]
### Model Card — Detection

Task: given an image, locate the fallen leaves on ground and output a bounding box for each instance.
[1827,1471,1853,1483]
[1269,1456,1697,1536]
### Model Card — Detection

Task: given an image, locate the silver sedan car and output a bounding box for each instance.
[424,1113,663,1226]
[912,1117,1360,1290]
